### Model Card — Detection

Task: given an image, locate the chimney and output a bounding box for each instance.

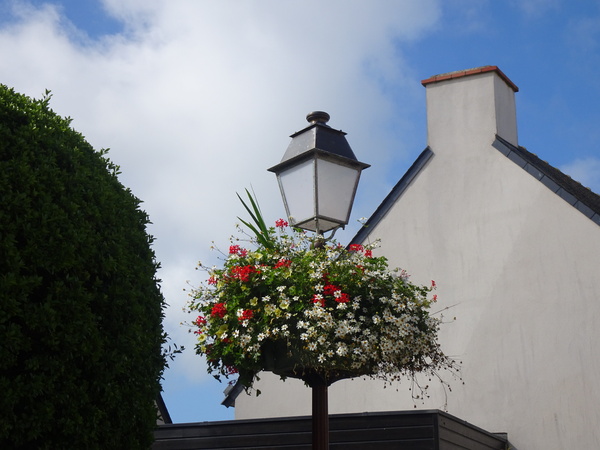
[421,66,519,152]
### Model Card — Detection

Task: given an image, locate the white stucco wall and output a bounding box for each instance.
[234,70,600,449]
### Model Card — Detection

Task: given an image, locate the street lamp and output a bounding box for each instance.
[268,111,370,235]
[268,111,369,450]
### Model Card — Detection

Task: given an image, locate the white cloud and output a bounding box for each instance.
[0,0,442,393]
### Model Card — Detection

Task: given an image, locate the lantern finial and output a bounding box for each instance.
[306,111,330,125]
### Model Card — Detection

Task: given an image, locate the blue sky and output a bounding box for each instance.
[1,0,599,423]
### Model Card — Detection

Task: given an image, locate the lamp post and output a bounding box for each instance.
[268,111,369,449]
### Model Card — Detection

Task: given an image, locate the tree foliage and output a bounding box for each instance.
[0,84,167,449]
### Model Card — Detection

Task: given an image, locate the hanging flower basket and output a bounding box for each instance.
[259,338,358,386]
[187,192,457,394]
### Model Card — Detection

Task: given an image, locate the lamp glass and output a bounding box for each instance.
[277,158,315,227]
[316,158,360,227]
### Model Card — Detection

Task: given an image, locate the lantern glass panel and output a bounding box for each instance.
[316,158,360,226]
[277,158,315,227]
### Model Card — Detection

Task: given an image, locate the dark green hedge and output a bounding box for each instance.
[0,85,167,449]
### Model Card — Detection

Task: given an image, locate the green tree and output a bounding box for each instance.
[0,85,167,449]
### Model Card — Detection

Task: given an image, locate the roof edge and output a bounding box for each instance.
[421,66,519,92]
[493,135,600,226]
[156,392,173,424]
[350,148,434,245]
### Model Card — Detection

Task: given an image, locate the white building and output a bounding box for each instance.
[234,66,600,449]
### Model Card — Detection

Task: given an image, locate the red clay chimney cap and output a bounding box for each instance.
[421,66,519,92]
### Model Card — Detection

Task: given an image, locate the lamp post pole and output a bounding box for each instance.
[312,378,329,450]
[269,111,369,450]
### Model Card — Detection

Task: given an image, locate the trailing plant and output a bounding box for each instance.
[188,191,458,398]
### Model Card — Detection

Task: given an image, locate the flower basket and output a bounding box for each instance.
[260,339,359,386]
[187,195,457,396]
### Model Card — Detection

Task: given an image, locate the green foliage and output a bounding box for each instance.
[0,84,167,449]
[188,196,458,396]
[236,189,274,249]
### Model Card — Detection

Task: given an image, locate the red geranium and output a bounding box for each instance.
[211,302,227,318]
[274,258,291,269]
[230,265,259,282]
[238,309,254,322]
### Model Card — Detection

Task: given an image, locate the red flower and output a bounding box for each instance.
[230,265,260,282]
[364,249,373,258]
[349,244,363,252]
[274,258,291,269]
[275,219,288,228]
[211,302,227,318]
[312,294,326,307]
[194,315,207,326]
[432,294,438,302]
[335,292,350,303]
[238,309,254,322]
[431,280,436,288]
[323,284,340,296]
[208,276,217,285]
[229,245,241,254]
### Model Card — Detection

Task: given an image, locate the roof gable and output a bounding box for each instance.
[493,135,600,226]
[352,140,600,245]
[351,148,433,245]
